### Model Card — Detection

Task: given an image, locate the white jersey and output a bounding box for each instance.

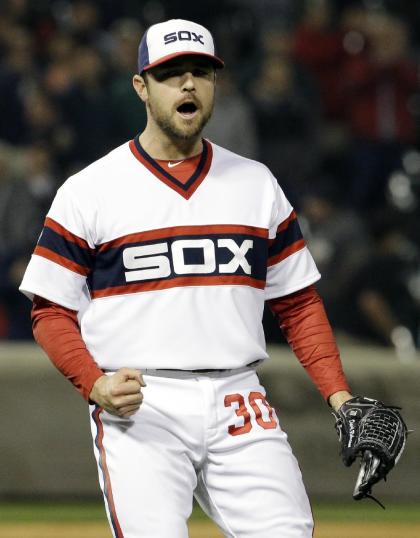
[20,138,320,371]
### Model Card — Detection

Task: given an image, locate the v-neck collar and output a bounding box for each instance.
[129,135,213,200]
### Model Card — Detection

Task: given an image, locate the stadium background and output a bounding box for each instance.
[0,0,419,536]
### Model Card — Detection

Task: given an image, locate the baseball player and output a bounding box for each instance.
[20,19,354,537]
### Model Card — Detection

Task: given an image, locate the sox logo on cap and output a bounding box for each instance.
[164,31,204,45]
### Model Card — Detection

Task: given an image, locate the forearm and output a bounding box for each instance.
[268,285,351,401]
[31,295,104,400]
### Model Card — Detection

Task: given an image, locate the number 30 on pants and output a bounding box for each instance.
[224,391,278,436]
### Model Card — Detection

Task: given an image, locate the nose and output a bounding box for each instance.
[181,71,195,92]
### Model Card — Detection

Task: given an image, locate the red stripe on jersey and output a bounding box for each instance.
[129,138,213,200]
[97,224,268,252]
[276,210,297,234]
[268,210,297,246]
[186,140,212,198]
[92,407,124,538]
[267,238,306,267]
[34,245,90,276]
[44,217,94,252]
[91,275,265,299]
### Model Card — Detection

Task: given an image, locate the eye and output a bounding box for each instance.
[194,68,212,77]
[153,69,180,82]
[160,70,178,79]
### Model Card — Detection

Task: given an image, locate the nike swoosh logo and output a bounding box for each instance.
[168,161,184,168]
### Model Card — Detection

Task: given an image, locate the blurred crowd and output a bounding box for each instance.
[0,0,419,359]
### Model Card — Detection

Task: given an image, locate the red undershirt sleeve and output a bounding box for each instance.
[267,284,351,401]
[31,295,104,401]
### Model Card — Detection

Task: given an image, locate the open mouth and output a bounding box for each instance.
[177,102,198,118]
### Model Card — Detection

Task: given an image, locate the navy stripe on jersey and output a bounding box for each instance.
[88,226,268,298]
[34,217,93,276]
[268,211,305,266]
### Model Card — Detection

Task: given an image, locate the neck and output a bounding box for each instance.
[139,122,203,160]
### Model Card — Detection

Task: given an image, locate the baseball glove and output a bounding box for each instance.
[333,396,408,507]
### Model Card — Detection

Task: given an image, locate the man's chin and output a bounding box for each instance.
[169,119,206,140]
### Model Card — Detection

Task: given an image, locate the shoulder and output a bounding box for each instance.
[209,141,281,205]
[62,141,131,195]
[209,141,276,185]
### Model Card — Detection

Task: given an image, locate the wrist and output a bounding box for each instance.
[328,390,353,412]
[89,374,108,404]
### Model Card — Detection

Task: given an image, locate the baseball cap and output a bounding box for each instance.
[138,19,224,73]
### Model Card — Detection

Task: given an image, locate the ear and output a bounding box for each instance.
[133,74,148,102]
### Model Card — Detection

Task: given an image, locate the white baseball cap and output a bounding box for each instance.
[138,19,224,73]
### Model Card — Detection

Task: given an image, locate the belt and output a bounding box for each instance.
[153,360,262,374]
[156,368,229,373]
[104,361,262,376]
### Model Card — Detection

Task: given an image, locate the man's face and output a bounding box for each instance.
[141,56,216,140]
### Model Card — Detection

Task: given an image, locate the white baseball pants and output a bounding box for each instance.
[90,367,313,537]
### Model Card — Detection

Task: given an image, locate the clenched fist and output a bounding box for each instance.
[89,368,146,418]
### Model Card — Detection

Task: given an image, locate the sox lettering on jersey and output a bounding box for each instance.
[30,209,308,304]
[32,215,307,299]
[86,228,268,298]
[123,238,253,282]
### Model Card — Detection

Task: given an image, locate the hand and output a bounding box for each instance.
[332,396,408,505]
[89,368,146,418]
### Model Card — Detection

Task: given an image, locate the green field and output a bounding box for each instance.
[312,501,420,522]
[0,500,419,538]
[0,500,419,522]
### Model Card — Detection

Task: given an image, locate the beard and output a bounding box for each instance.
[148,97,214,140]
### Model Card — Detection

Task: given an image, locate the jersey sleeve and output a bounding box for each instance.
[265,181,320,300]
[19,183,95,310]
